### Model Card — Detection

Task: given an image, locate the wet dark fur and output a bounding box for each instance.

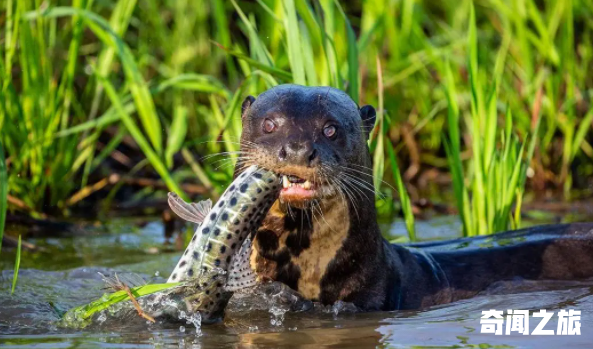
[236,84,593,311]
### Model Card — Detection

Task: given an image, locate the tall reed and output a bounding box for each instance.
[442,4,540,236]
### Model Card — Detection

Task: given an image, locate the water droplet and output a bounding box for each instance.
[269,306,287,326]
[97,312,107,323]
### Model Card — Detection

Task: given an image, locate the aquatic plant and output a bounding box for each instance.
[61,281,179,328]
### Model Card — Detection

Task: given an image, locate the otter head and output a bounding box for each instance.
[238,84,376,208]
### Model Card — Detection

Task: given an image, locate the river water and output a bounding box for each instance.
[1,212,593,348]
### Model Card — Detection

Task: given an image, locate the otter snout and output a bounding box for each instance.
[279,137,319,167]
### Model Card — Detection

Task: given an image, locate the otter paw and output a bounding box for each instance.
[227,281,313,314]
[257,281,313,312]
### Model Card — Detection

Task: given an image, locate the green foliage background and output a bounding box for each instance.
[1,0,592,237]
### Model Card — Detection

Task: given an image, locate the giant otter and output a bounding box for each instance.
[235,84,593,311]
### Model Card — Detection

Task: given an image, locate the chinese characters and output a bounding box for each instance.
[480,309,581,335]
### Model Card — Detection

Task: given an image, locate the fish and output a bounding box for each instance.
[159,165,281,322]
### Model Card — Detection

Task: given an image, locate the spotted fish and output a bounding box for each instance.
[162,165,280,322]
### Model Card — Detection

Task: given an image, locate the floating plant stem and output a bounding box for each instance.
[100,273,155,323]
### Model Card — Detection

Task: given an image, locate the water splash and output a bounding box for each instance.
[96,312,107,324]
[315,300,358,320]
[178,309,203,337]
[269,306,287,326]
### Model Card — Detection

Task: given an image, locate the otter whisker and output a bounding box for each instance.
[307,199,332,235]
[201,151,250,162]
[338,181,360,222]
[198,140,256,150]
[335,166,384,193]
[208,155,254,167]
[331,179,349,212]
[197,141,257,158]
[334,177,365,211]
[342,174,379,195]
[340,172,386,200]
[338,165,397,194]
[331,171,366,212]
[207,156,250,167]
[309,202,324,231]
[344,163,374,172]
[335,176,365,201]
[211,156,253,166]
[334,172,370,200]
[313,200,338,234]
[286,201,295,220]
[327,174,360,222]
[300,205,305,246]
[339,172,376,195]
[214,157,254,171]
[309,204,323,232]
[210,158,254,172]
[215,161,243,171]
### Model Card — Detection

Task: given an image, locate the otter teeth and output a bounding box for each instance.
[282,176,313,190]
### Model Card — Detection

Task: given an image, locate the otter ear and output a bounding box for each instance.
[241,95,256,120]
[360,105,376,139]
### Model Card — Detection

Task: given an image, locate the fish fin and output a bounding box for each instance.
[167,192,212,225]
[224,237,258,292]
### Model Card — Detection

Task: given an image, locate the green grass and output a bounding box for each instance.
[10,234,20,294]
[60,281,180,328]
[0,0,592,240]
[0,140,7,254]
[442,4,541,236]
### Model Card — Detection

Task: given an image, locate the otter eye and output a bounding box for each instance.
[323,125,337,139]
[263,118,276,133]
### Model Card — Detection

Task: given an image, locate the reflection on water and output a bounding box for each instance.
[1,215,593,348]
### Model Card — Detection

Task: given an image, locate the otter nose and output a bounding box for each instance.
[279,139,318,166]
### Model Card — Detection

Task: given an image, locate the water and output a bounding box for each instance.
[1,213,593,348]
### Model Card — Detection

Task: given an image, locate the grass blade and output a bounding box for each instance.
[24,7,163,154]
[95,72,188,201]
[0,141,6,254]
[334,0,359,102]
[53,74,230,140]
[386,141,415,240]
[230,0,274,66]
[213,42,292,81]
[61,282,180,328]
[572,107,593,160]
[11,235,21,294]
[372,56,385,192]
[282,0,306,85]
[165,106,188,169]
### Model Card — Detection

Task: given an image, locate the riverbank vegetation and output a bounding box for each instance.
[1,0,592,242]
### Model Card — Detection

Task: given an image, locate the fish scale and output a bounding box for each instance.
[168,166,278,281]
[161,165,280,322]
